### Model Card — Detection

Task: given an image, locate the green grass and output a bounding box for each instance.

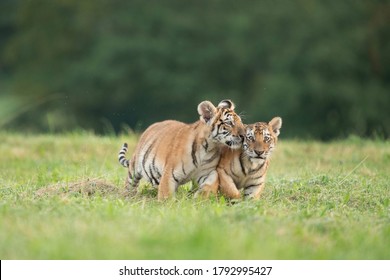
[0,132,389,259]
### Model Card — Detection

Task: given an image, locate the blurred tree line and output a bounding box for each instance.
[0,0,389,139]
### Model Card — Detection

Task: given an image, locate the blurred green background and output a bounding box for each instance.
[0,0,389,139]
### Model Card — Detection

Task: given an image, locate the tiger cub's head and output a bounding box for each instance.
[198,99,245,149]
[243,117,282,160]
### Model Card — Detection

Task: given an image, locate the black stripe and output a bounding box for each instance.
[142,140,157,182]
[142,140,156,167]
[215,122,223,136]
[203,151,219,164]
[248,162,265,175]
[118,143,129,167]
[172,170,179,183]
[149,165,159,185]
[152,157,161,179]
[210,112,220,132]
[119,156,128,167]
[181,161,187,176]
[118,144,128,155]
[119,158,128,167]
[202,140,209,152]
[197,175,207,184]
[244,184,259,190]
[150,157,158,184]
[144,172,153,184]
[250,173,265,181]
[210,121,216,132]
[247,177,264,187]
[239,152,246,176]
[128,170,141,184]
[197,169,214,185]
[191,140,198,167]
[118,156,127,164]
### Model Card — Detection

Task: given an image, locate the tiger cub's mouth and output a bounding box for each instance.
[225,140,242,149]
[245,149,268,160]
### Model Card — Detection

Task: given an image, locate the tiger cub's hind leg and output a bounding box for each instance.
[125,158,142,195]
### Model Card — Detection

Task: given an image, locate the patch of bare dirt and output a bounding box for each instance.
[35,178,130,198]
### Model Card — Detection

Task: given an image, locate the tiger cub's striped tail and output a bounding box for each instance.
[118,143,130,168]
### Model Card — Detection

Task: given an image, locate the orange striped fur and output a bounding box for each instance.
[217,117,282,200]
[118,100,245,200]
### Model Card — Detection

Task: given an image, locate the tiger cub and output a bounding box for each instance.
[118,100,245,200]
[217,117,282,200]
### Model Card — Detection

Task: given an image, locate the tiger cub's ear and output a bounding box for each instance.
[198,101,217,124]
[269,117,282,137]
[217,99,235,110]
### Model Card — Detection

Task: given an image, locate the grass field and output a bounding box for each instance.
[0,132,389,259]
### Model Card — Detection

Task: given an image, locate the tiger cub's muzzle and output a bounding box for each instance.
[225,134,243,149]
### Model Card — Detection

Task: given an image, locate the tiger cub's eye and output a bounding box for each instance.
[247,135,255,142]
[225,121,233,127]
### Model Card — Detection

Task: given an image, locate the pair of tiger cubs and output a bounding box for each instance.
[118,99,282,201]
